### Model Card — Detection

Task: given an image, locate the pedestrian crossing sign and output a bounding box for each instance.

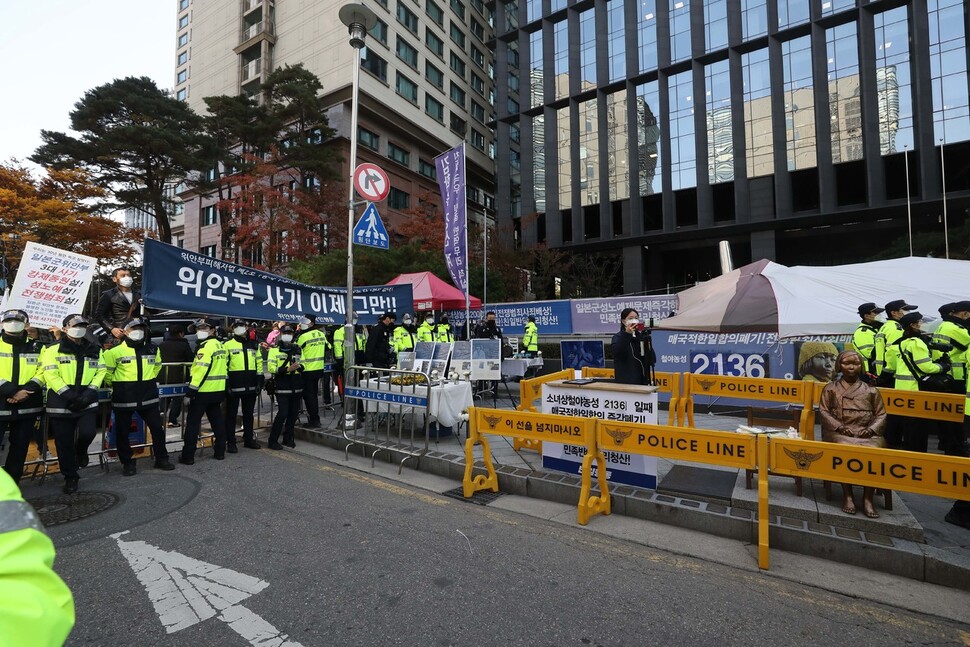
[353,202,389,249]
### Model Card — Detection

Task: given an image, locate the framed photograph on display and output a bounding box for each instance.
[430,342,453,378]
[471,339,502,380]
[560,340,606,371]
[451,341,472,378]
[397,351,416,372]
[413,341,435,374]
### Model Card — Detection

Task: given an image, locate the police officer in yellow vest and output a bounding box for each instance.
[434,315,455,342]
[103,318,175,475]
[333,324,346,398]
[0,469,75,645]
[895,311,948,452]
[393,313,416,356]
[932,301,970,387]
[224,319,263,451]
[416,313,435,342]
[297,314,330,428]
[874,299,917,375]
[354,325,367,364]
[267,324,303,449]
[179,320,228,464]
[0,310,45,484]
[523,315,539,357]
[852,303,883,375]
[41,314,106,493]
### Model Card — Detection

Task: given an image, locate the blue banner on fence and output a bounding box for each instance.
[442,300,573,335]
[570,296,678,334]
[435,143,468,295]
[142,239,413,325]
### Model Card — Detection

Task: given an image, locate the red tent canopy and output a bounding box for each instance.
[386,272,482,311]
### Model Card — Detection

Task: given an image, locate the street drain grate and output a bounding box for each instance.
[441,487,507,506]
[27,492,121,527]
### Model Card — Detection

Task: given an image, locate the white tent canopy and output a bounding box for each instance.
[659,257,970,338]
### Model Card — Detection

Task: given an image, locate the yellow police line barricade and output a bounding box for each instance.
[513,369,574,452]
[581,368,681,425]
[767,436,970,569]
[804,382,964,435]
[463,406,609,525]
[681,373,815,438]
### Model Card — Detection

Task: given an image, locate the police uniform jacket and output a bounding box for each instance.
[416,322,435,343]
[852,322,880,374]
[393,325,415,353]
[103,339,162,409]
[0,333,44,419]
[267,343,304,394]
[297,328,330,374]
[333,327,346,360]
[894,335,945,392]
[932,317,970,383]
[874,320,903,375]
[224,335,263,394]
[189,338,227,401]
[434,323,454,342]
[41,338,106,418]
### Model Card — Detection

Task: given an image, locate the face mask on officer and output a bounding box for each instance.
[119,276,134,288]
[127,329,145,342]
[197,330,210,341]
[233,325,247,336]
[66,326,87,339]
[2,321,26,334]
[280,333,294,343]
[425,317,434,325]
[403,316,412,326]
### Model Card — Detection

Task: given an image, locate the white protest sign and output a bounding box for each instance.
[6,241,96,328]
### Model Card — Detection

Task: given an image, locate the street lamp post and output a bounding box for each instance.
[338,3,377,394]
[940,138,949,259]
[904,144,912,257]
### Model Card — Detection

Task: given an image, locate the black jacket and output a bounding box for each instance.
[611,330,647,385]
[473,321,503,340]
[95,287,141,333]
[158,336,194,384]
[366,321,394,368]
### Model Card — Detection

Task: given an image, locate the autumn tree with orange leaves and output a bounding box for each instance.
[0,162,142,270]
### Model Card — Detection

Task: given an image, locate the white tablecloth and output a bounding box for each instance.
[501,358,544,378]
[363,379,472,427]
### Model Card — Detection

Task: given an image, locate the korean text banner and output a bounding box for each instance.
[142,239,412,325]
[435,143,468,295]
[570,295,678,334]
[6,242,96,328]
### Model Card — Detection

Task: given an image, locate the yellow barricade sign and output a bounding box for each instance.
[684,374,813,437]
[596,422,757,470]
[578,369,681,424]
[769,437,970,499]
[463,407,610,525]
[876,388,965,423]
[515,369,574,452]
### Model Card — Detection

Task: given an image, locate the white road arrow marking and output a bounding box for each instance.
[113,531,305,646]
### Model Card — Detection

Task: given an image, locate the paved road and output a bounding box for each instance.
[29,448,970,646]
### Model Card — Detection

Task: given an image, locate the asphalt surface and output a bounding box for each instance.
[24,446,970,646]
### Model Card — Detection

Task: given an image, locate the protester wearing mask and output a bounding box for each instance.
[95,267,141,348]
[102,318,175,475]
[0,310,46,484]
[266,324,303,449]
[474,312,503,340]
[180,320,228,464]
[366,312,396,369]
[40,315,106,493]
[417,314,436,342]
[223,319,263,451]
[611,308,648,385]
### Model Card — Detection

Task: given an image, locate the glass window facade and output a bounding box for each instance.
[741,0,767,40]
[706,59,733,183]
[782,36,816,170]
[668,70,696,190]
[874,6,913,153]
[397,36,418,68]
[743,48,773,177]
[427,0,444,26]
[554,19,569,100]
[533,114,546,212]
[827,22,863,163]
[638,0,658,73]
[705,0,728,53]
[636,81,661,196]
[530,29,544,108]
[579,9,596,90]
[928,0,970,143]
[820,0,855,17]
[777,0,809,30]
[607,0,626,83]
[669,1,692,63]
[396,72,418,103]
[426,28,443,56]
[557,106,571,210]
[579,100,598,206]
[607,91,629,201]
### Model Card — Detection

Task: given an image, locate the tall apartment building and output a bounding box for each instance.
[172,0,497,261]
[490,0,970,293]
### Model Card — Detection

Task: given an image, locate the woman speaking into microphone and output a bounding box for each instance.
[612,308,649,385]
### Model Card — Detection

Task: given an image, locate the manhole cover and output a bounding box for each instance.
[441,487,507,506]
[27,492,121,527]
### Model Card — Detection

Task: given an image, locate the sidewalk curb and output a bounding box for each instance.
[296,426,970,592]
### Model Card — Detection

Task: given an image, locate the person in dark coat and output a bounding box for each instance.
[611,308,648,385]
[158,324,194,428]
[95,267,141,347]
[365,312,396,369]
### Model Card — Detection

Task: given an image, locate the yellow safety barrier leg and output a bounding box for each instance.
[577,451,611,525]
[757,434,770,570]
[462,409,498,497]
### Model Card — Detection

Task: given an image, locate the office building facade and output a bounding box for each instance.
[172,0,496,262]
[490,0,970,292]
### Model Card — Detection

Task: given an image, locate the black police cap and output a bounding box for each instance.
[857,302,884,316]
[885,299,917,313]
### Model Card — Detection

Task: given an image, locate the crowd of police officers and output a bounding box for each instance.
[853,299,970,529]
[0,304,537,496]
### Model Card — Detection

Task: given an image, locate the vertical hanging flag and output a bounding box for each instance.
[435,143,468,294]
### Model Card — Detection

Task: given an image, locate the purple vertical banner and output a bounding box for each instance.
[434,143,468,294]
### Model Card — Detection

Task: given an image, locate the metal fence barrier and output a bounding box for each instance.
[341,366,434,473]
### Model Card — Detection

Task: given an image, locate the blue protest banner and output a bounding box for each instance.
[142,239,412,325]
[443,299,573,335]
[435,143,468,294]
